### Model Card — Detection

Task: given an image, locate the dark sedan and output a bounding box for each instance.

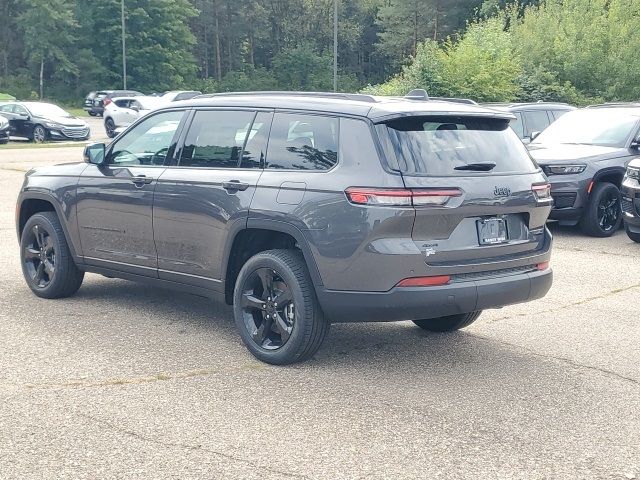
[0,102,90,143]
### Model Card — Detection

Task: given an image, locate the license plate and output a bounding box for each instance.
[477,217,508,245]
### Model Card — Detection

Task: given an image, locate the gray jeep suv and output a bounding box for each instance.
[16,92,553,364]
[528,106,640,236]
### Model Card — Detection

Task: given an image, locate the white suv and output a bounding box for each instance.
[103,96,163,138]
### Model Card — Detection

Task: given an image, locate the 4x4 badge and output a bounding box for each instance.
[494,186,511,197]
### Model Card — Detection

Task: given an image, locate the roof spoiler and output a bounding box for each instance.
[405,89,429,101]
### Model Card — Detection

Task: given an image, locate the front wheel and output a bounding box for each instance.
[579,182,622,237]
[233,249,329,365]
[626,224,640,243]
[413,311,482,332]
[32,125,48,143]
[20,212,84,298]
[105,118,116,138]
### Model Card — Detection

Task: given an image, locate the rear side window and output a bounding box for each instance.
[522,110,550,136]
[510,112,524,138]
[377,116,538,176]
[180,110,255,168]
[266,113,338,170]
[550,109,569,121]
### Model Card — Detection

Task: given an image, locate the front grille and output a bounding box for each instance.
[450,265,537,283]
[551,192,577,209]
[61,127,89,138]
[622,197,640,217]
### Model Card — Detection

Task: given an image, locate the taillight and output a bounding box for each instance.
[396,275,451,287]
[536,261,550,271]
[103,98,112,106]
[532,183,551,201]
[345,187,462,207]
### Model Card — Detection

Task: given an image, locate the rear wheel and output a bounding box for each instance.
[32,125,47,143]
[233,249,329,365]
[20,212,84,299]
[413,311,482,332]
[105,118,116,138]
[579,182,622,237]
[625,224,640,243]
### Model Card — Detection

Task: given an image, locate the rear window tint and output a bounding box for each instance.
[376,116,538,176]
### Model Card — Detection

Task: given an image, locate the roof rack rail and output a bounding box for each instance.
[585,102,640,108]
[193,91,379,103]
[430,97,477,105]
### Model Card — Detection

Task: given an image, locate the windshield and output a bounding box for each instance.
[25,103,70,118]
[377,116,538,175]
[531,110,639,147]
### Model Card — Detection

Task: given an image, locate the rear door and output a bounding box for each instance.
[152,108,269,290]
[376,115,551,274]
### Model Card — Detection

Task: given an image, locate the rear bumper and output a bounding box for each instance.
[548,206,583,222]
[317,268,553,323]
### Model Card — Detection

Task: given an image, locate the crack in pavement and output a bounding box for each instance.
[486,281,640,324]
[472,334,640,388]
[0,363,267,392]
[74,412,310,479]
[554,245,637,259]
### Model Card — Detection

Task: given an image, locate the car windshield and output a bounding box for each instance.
[377,115,538,175]
[25,103,70,117]
[531,110,639,147]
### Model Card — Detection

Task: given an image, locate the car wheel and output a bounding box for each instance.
[579,182,622,237]
[20,212,84,299]
[233,249,329,365]
[32,125,47,143]
[412,311,482,332]
[105,118,116,138]
[625,224,640,243]
[89,111,97,117]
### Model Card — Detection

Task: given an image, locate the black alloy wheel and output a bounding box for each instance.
[240,267,295,350]
[105,118,116,138]
[597,189,620,233]
[580,182,622,237]
[23,223,55,288]
[32,125,47,143]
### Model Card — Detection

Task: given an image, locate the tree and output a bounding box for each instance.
[19,0,78,99]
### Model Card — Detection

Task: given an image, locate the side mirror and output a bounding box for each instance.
[83,143,106,165]
[530,131,541,141]
[631,138,640,149]
[131,105,140,112]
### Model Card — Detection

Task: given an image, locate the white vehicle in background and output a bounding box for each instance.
[103,96,164,138]
[161,90,202,102]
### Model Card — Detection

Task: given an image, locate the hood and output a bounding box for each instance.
[527,143,626,164]
[40,115,87,127]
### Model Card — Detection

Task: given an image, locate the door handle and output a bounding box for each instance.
[222,180,250,192]
[131,175,154,187]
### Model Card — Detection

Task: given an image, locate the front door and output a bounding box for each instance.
[153,109,271,290]
[76,109,187,276]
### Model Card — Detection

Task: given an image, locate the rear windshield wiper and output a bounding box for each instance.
[454,162,497,172]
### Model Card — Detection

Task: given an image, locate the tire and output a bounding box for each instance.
[89,111,97,117]
[579,182,622,237]
[625,224,640,243]
[20,212,84,299]
[413,311,482,332]
[32,125,48,143]
[105,118,116,138]
[233,249,329,365]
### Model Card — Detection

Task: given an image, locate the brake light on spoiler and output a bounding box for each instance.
[345,187,462,207]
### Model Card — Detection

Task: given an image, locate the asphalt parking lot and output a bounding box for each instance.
[0,148,638,479]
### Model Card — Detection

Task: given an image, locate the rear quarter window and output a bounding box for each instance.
[376,115,538,176]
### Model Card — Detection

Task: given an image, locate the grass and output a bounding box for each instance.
[0,141,88,150]
[66,107,89,117]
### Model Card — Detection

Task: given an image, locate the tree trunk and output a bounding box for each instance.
[433,0,440,41]
[226,1,232,73]
[214,0,222,81]
[413,1,418,55]
[39,57,44,99]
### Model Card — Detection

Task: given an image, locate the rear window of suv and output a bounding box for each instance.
[376,116,538,176]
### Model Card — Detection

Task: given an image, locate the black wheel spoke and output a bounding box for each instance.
[44,236,54,253]
[34,262,45,283]
[24,247,39,260]
[43,259,55,278]
[242,293,265,311]
[273,313,292,342]
[273,287,292,307]
[257,269,274,296]
[252,317,272,344]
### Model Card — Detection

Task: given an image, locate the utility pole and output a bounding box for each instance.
[121,0,127,89]
[333,0,338,92]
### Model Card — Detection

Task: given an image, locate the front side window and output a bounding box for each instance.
[266,113,339,170]
[179,110,256,168]
[522,110,550,136]
[0,104,13,113]
[14,105,29,117]
[107,110,185,166]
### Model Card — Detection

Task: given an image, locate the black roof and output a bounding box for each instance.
[168,91,514,122]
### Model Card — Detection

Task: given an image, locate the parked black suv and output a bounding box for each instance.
[622,158,640,242]
[528,106,640,236]
[484,102,576,143]
[16,92,553,364]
